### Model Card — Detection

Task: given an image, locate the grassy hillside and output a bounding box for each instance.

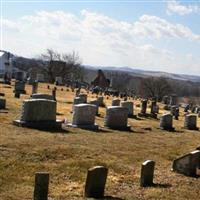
[1,82,200,200]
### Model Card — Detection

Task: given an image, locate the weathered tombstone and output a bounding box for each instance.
[184,114,198,130]
[85,166,108,198]
[31,93,54,101]
[69,104,98,130]
[160,113,174,131]
[111,99,120,106]
[169,94,177,106]
[172,150,200,177]
[104,106,130,130]
[140,160,155,187]
[198,111,200,118]
[89,99,99,115]
[32,81,38,94]
[13,99,62,129]
[121,101,133,117]
[0,99,6,109]
[78,94,87,103]
[97,96,104,107]
[33,172,49,200]
[150,101,157,118]
[141,99,147,114]
[14,81,26,94]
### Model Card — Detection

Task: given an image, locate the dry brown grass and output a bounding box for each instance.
[1,82,200,200]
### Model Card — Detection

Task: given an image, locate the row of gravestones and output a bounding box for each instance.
[13,92,200,132]
[33,160,155,200]
[33,149,200,200]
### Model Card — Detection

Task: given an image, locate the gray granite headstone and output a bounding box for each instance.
[84,166,108,198]
[104,106,129,130]
[14,81,25,94]
[21,99,56,122]
[140,160,155,187]
[172,150,200,177]
[160,113,174,131]
[33,172,49,200]
[141,100,147,114]
[71,104,98,129]
[184,114,198,130]
[31,93,54,101]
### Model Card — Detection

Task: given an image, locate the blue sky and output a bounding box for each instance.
[1,0,200,75]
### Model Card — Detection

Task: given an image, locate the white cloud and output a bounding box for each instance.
[1,10,200,74]
[167,0,200,15]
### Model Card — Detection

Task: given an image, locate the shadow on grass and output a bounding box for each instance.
[94,196,125,200]
[152,183,172,188]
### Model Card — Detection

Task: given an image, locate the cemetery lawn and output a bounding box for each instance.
[1,82,200,200]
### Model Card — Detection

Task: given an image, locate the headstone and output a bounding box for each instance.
[169,94,177,106]
[33,172,49,200]
[89,100,99,115]
[172,150,200,177]
[140,160,155,187]
[198,111,200,118]
[184,114,198,130]
[141,99,147,114]
[111,99,120,106]
[14,81,26,94]
[0,99,6,109]
[32,81,38,94]
[97,96,104,107]
[160,113,174,131]
[121,101,133,116]
[104,106,130,130]
[31,93,54,101]
[70,104,98,130]
[85,166,108,198]
[78,94,87,103]
[13,99,62,129]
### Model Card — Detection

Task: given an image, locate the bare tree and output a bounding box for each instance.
[141,77,172,101]
[39,49,82,83]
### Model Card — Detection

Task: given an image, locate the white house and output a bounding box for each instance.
[0,50,13,79]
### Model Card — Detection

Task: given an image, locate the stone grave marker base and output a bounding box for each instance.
[66,123,99,131]
[13,119,62,130]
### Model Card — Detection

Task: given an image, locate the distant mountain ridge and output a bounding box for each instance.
[84,65,200,83]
